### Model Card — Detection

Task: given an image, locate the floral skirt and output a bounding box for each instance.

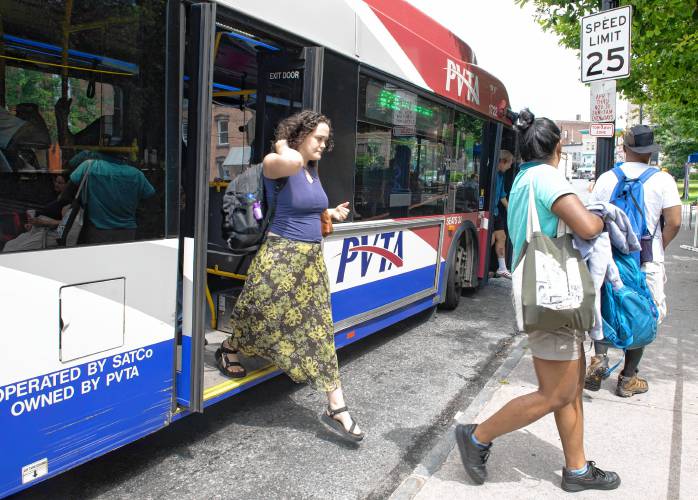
[227,235,340,392]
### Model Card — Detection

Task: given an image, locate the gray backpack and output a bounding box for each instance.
[221,164,286,255]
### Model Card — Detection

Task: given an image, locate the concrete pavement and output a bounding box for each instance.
[392,228,698,499]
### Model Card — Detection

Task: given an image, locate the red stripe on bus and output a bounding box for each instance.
[350,246,404,267]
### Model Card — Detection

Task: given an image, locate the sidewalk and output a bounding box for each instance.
[392,229,698,499]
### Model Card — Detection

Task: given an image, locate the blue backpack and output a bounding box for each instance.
[609,166,659,261]
[601,249,659,350]
[601,166,660,351]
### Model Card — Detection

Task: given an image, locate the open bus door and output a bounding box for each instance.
[176,5,325,411]
[177,2,216,413]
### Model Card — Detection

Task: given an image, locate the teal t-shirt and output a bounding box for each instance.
[70,158,155,230]
[493,171,507,217]
[507,162,575,263]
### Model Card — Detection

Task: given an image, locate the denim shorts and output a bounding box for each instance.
[528,328,586,361]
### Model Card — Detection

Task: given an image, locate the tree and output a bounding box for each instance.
[516,0,698,170]
[650,103,698,175]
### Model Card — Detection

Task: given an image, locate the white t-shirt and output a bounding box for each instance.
[589,162,681,262]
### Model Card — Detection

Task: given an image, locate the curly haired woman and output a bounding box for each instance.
[216,110,363,442]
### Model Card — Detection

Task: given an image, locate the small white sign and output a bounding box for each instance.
[581,6,632,82]
[22,458,48,484]
[591,80,616,122]
[590,123,615,137]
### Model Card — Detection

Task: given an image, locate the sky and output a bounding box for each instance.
[405,0,627,125]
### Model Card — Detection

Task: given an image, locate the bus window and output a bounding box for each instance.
[354,74,487,220]
[0,0,167,253]
[452,111,487,213]
[318,51,359,215]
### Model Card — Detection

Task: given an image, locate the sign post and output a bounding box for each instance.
[590,80,616,122]
[581,2,631,178]
[685,153,698,200]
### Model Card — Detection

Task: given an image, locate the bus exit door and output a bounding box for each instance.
[176,3,325,412]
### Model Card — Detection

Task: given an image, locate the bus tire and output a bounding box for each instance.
[462,229,479,291]
[441,242,466,310]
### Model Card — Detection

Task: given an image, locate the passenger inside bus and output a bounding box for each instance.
[388,144,411,217]
[65,149,156,244]
[2,203,71,253]
[1,172,72,252]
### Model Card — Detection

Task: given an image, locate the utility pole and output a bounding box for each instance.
[594,0,618,179]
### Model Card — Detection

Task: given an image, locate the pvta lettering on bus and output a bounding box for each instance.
[336,231,404,283]
[445,59,480,105]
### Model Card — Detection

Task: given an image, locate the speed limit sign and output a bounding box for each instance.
[580,6,632,83]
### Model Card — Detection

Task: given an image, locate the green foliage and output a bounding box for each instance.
[675,178,698,202]
[650,102,698,171]
[5,67,61,140]
[516,0,698,170]
[668,165,684,178]
[5,66,112,142]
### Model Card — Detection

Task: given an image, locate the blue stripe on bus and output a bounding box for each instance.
[0,339,173,498]
[334,293,436,349]
[3,34,139,74]
[331,264,438,323]
[223,32,280,51]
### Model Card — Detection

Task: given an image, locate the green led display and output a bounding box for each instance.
[376,89,433,118]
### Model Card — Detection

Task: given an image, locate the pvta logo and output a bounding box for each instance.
[336,231,404,284]
[445,59,480,105]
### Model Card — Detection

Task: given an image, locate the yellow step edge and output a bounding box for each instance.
[203,364,278,402]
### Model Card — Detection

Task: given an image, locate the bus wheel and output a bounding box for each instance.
[442,243,466,310]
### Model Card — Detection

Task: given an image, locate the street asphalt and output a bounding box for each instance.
[14,275,517,499]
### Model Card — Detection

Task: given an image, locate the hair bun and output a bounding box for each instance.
[515,108,535,132]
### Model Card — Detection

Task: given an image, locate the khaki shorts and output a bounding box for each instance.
[528,328,586,361]
[643,261,667,324]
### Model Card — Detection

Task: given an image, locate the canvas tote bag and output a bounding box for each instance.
[57,163,92,247]
[512,179,595,333]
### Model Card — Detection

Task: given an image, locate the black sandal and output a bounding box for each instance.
[215,343,247,379]
[320,406,364,442]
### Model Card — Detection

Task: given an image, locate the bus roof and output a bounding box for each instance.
[216,0,511,124]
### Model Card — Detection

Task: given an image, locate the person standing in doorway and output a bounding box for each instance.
[491,149,513,278]
[217,110,363,443]
[584,125,682,397]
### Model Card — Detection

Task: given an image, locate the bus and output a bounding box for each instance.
[0,0,516,496]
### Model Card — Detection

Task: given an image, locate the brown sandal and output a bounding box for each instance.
[320,406,364,442]
[215,343,246,379]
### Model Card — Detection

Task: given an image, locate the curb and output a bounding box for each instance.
[389,334,528,500]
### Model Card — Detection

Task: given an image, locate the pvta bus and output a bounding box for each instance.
[0,0,516,496]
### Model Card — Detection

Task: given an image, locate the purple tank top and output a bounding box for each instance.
[264,165,328,243]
